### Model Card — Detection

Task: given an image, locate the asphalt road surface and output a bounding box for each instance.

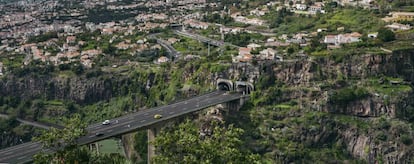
[0,91,244,163]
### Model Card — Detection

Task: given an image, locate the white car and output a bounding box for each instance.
[102,120,111,125]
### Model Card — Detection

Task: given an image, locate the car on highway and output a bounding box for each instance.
[154,114,163,119]
[95,132,104,137]
[102,120,111,125]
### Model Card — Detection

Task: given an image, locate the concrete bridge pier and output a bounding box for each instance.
[224,96,248,113]
[147,123,163,164]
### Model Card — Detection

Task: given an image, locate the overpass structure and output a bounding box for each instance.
[147,33,181,60]
[174,30,239,48]
[156,38,181,59]
[0,114,64,130]
[0,81,251,163]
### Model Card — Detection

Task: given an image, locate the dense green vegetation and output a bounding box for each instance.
[203,13,234,25]
[28,32,59,43]
[264,8,386,34]
[225,32,265,47]
[377,28,396,42]
[329,87,369,105]
[152,120,259,164]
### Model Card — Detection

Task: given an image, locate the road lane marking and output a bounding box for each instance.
[107,129,113,133]
[140,120,146,123]
[17,155,27,160]
[0,142,38,153]
[4,151,13,155]
[144,113,149,116]
[88,135,94,138]
[89,120,135,133]
[169,111,175,114]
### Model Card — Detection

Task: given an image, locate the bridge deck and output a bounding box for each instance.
[0,91,245,163]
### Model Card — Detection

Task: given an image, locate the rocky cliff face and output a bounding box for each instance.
[0,76,112,104]
[267,51,414,163]
[273,50,414,87]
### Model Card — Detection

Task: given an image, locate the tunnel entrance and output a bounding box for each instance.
[218,82,231,91]
[235,82,254,94]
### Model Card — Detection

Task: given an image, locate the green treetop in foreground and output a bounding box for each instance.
[151,119,260,164]
[33,114,127,164]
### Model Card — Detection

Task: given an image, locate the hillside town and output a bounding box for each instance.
[0,0,413,74]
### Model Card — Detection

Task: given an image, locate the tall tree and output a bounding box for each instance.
[377,28,395,42]
[34,114,89,164]
[151,119,260,164]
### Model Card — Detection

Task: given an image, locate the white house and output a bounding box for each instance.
[296,4,307,10]
[386,23,412,31]
[367,32,378,38]
[259,48,277,60]
[324,32,362,45]
[233,47,254,63]
[157,56,169,63]
[247,43,262,50]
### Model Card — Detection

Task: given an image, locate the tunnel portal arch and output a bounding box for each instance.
[235,81,254,94]
[217,79,233,91]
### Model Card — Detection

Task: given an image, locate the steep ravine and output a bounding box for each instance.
[265,51,414,163]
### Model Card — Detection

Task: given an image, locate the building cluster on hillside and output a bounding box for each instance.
[1,0,413,70]
[335,0,375,7]
[382,12,414,22]
[292,2,326,14]
[183,19,209,30]
[0,0,210,67]
[0,0,214,45]
[234,43,281,63]
[324,32,362,48]
[230,12,266,26]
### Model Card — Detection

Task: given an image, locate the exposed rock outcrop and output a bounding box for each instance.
[0,76,114,104]
[267,51,414,163]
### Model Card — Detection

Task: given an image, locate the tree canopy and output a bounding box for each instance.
[377,28,395,42]
[34,114,88,164]
[151,119,260,164]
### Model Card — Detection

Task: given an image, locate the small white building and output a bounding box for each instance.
[386,23,412,31]
[368,32,378,38]
[295,4,307,10]
[247,43,262,50]
[324,32,362,45]
[157,56,169,63]
[259,48,277,60]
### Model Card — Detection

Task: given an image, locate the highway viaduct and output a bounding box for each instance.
[0,79,254,164]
